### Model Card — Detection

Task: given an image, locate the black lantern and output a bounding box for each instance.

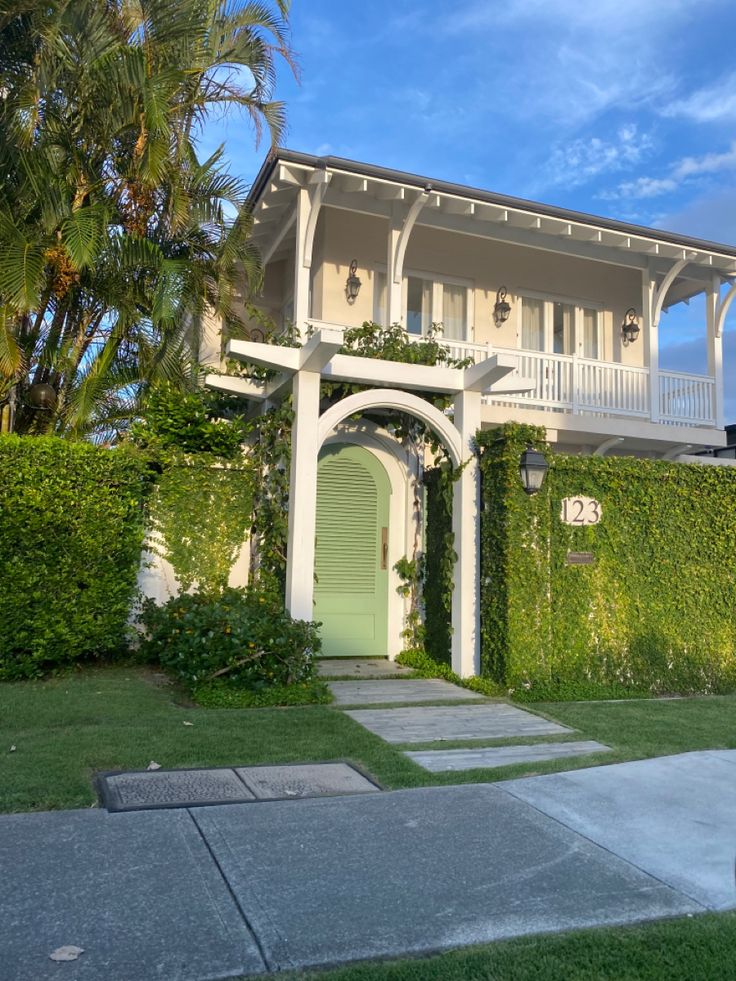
[519,445,548,495]
[345,259,361,304]
[27,382,57,410]
[493,286,512,327]
[621,308,640,345]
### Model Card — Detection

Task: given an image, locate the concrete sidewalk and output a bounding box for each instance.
[2,751,735,980]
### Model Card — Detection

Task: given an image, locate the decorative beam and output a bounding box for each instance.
[593,436,624,456]
[393,189,431,284]
[651,256,692,326]
[463,353,518,392]
[715,281,736,338]
[204,373,268,400]
[260,209,296,267]
[662,443,693,460]
[302,169,332,269]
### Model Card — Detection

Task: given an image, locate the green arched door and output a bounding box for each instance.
[314,444,391,657]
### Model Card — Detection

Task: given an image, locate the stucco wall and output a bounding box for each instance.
[304,206,645,367]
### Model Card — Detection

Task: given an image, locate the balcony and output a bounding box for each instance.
[307,322,718,430]
[435,338,716,429]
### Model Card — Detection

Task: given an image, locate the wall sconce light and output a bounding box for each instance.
[345,259,362,304]
[519,445,549,495]
[621,308,640,345]
[493,286,512,327]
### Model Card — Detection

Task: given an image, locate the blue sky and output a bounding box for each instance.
[205,0,736,421]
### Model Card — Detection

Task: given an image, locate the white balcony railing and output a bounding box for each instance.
[659,371,715,426]
[305,320,717,429]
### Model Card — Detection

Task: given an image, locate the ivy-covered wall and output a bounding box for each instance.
[146,458,254,594]
[0,435,149,678]
[423,466,454,664]
[478,424,736,697]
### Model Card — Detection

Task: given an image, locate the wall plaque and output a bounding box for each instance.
[560,496,602,526]
[566,551,596,565]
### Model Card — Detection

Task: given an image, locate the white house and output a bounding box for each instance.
[207,150,736,677]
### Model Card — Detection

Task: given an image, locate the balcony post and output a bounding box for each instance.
[643,265,659,422]
[706,275,724,429]
[293,187,312,341]
[571,353,580,415]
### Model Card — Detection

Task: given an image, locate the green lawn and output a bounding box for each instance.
[287,912,736,981]
[2,666,736,813]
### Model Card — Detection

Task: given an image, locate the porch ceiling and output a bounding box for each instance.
[247,151,736,304]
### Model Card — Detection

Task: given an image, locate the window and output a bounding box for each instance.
[406,275,433,335]
[520,294,601,359]
[373,269,472,338]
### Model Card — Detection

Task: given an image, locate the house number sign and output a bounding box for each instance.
[560,496,602,526]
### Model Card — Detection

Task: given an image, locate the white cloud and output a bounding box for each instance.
[613,177,678,198]
[607,142,736,199]
[546,125,653,187]
[663,72,736,122]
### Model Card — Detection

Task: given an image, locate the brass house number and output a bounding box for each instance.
[560,496,602,526]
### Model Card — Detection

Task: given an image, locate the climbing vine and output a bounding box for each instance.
[478,422,736,698]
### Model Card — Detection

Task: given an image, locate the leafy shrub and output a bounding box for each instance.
[138,587,320,689]
[130,383,248,459]
[0,435,148,679]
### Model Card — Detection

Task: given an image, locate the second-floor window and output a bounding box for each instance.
[521,294,600,359]
[373,270,471,340]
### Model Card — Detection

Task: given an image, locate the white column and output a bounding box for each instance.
[386,205,403,327]
[706,276,724,429]
[451,389,482,678]
[293,188,311,341]
[643,265,659,422]
[285,370,321,621]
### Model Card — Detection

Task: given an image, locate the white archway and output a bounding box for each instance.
[317,388,463,466]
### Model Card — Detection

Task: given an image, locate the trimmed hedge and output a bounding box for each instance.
[0,436,148,678]
[478,424,736,697]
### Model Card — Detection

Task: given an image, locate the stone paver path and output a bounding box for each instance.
[406,740,611,772]
[328,679,486,705]
[317,658,412,678]
[345,703,572,744]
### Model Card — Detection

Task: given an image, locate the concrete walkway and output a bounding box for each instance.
[2,751,735,980]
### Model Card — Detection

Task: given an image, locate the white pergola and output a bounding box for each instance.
[207,328,535,677]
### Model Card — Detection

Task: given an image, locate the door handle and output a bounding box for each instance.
[381,527,388,570]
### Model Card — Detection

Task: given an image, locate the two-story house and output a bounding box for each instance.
[207,150,736,676]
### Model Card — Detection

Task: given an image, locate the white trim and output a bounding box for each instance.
[318,389,464,467]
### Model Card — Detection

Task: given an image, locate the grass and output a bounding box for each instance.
[283,912,736,981]
[2,665,736,813]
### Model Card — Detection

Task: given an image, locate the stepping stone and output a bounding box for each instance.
[406,740,612,772]
[318,658,412,678]
[345,704,572,744]
[98,768,254,812]
[236,763,380,799]
[328,679,485,705]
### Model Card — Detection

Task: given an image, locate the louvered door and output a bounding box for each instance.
[314,444,390,656]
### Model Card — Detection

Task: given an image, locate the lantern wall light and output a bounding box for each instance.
[345,259,362,304]
[27,382,57,411]
[621,308,640,345]
[493,286,512,327]
[519,444,549,495]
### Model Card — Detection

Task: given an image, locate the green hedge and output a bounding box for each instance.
[478,424,736,697]
[0,436,148,678]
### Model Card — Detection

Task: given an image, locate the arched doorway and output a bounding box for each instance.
[314,444,391,657]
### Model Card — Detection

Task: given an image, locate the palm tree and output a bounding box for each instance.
[0,0,294,438]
